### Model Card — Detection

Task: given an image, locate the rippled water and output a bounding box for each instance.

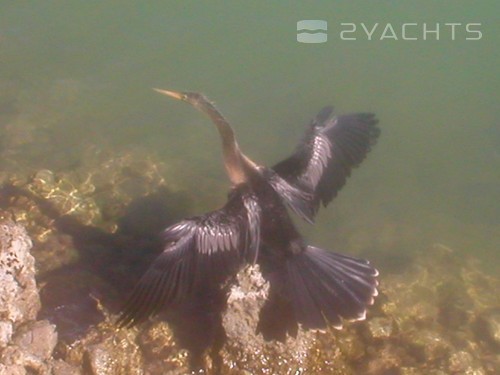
[0,0,498,362]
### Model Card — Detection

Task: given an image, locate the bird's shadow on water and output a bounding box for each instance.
[0,183,234,370]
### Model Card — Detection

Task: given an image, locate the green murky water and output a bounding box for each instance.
[2,1,497,268]
[0,1,499,367]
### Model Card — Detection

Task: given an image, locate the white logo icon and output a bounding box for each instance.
[297,20,328,43]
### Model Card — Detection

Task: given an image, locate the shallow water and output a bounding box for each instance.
[0,1,499,372]
[1,1,497,267]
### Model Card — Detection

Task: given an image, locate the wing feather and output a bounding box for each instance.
[118,189,261,327]
[273,108,380,217]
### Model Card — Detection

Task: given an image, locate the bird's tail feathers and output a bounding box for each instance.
[285,245,378,330]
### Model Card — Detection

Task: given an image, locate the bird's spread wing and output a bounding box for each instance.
[272,107,380,217]
[118,189,261,327]
[264,168,315,223]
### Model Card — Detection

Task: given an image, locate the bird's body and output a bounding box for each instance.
[118,89,380,332]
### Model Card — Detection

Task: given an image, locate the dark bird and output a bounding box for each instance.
[118,89,380,332]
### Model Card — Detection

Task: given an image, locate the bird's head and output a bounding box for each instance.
[153,88,211,112]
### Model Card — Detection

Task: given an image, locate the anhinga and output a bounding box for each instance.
[118,89,380,332]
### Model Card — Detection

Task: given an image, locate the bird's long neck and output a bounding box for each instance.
[203,104,256,185]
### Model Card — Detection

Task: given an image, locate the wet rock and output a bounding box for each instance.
[12,320,57,362]
[223,265,269,345]
[137,322,189,374]
[0,322,13,349]
[0,218,59,374]
[305,335,353,375]
[0,363,25,375]
[220,265,318,374]
[56,265,322,374]
[51,359,81,375]
[38,268,114,343]
[62,323,143,375]
[1,327,55,374]
[46,242,500,374]
[0,218,40,324]
[31,233,79,276]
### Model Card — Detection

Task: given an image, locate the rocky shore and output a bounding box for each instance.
[0,208,498,374]
[0,114,497,373]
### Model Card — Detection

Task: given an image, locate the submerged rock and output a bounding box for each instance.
[448,350,485,375]
[1,206,500,374]
[0,139,499,373]
[366,317,394,339]
[474,308,500,352]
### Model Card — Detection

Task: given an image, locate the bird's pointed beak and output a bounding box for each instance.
[153,88,184,101]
